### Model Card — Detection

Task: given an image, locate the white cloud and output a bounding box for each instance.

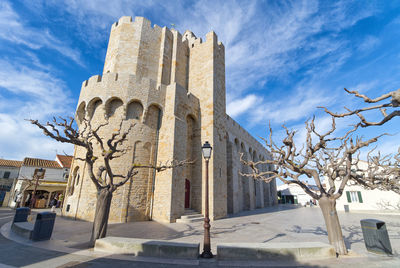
[227,94,261,117]
[36,0,376,98]
[0,114,73,160]
[0,59,74,160]
[1,0,387,160]
[358,36,380,52]
[248,86,334,126]
[0,2,84,66]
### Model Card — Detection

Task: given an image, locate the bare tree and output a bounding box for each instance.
[241,118,385,255]
[320,88,400,127]
[349,148,400,195]
[30,117,190,246]
[320,88,399,193]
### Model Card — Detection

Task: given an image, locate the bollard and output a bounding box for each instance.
[31,212,56,241]
[13,207,30,223]
[360,219,392,255]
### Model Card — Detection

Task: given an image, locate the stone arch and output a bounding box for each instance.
[126,140,152,221]
[126,100,144,121]
[252,152,261,208]
[69,166,80,196]
[105,97,124,118]
[234,138,240,152]
[76,101,86,124]
[185,114,202,212]
[226,132,234,214]
[87,98,103,120]
[240,142,250,210]
[260,155,271,206]
[145,104,162,129]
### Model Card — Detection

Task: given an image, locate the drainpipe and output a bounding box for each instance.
[149,109,162,220]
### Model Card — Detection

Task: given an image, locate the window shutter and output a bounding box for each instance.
[346,191,351,203]
[357,191,363,203]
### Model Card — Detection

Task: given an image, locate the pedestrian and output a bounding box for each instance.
[24,193,30,207]
[57,193,64,208]
[50,197,57,208]
[15,192,22,208]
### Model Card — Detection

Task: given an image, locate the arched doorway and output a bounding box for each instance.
[185,179,190,209]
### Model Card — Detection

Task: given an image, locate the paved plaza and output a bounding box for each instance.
[1,206,399,267]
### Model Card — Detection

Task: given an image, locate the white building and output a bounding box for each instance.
[326,160,400,212]
[334,183,400,211]
[277,183,318,206]
[9,155,72,208]
[0,159,22,206]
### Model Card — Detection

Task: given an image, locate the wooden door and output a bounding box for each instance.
[185,179,190,208]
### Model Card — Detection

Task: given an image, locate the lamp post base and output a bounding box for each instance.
[200,251,213,258]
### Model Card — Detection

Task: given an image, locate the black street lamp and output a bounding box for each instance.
[30,168,45,209]
[201,141,213,258]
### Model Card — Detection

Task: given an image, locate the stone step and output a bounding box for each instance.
[183,210,197,215]
[176,217,204,224]
[180,214,203,219]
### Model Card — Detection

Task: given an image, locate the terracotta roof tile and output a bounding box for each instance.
[56,155,73,168]
[0,159,22,168]
[23,157,62,169]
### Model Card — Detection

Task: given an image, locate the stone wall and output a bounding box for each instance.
[225,115,277,214]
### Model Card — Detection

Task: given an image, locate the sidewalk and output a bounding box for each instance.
[1,206,400,267]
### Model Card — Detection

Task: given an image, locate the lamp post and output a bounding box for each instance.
[201,141,213,258]
[30,168,45,209]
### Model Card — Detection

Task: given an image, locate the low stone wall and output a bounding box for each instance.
[95,236,200,259]
[217,242,336,261]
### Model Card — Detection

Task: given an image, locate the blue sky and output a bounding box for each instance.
[0,0,399,161]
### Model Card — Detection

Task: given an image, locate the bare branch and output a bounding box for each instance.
[319,88,400,127]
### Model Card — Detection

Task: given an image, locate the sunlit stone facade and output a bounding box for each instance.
[63,16,277,223]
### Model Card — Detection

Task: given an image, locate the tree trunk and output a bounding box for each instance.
[318,195,348,255]
[89,188,113,247]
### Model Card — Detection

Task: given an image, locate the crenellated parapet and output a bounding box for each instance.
[77,72,200,124]
[77,72,165,122]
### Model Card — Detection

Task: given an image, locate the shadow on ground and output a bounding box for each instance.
[286,224,365,250]
[227,204,302,219]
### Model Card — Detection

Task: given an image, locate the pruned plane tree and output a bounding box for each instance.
[241,117,385,255]
[30,116,191,246]
[320,88,399,195]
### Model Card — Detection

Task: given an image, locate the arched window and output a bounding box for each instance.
[126,101,144,120]
[69,167,80,196]
[87,98,103,120]
[145,104,162,129]
[106,98,123,118]
[76,102,86,124]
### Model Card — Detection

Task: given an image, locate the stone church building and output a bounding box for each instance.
[63,16,277,223]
